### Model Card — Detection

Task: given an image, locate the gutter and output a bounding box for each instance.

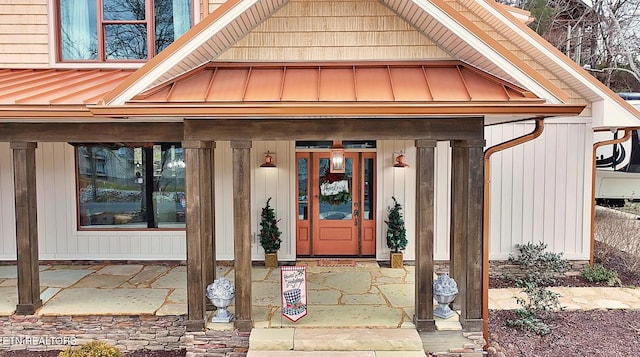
[482,117,545,345]
[591,129,633,265]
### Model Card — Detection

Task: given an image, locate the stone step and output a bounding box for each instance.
[246,351,426,357]
[249,328,425,353]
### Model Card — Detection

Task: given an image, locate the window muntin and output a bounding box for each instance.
[59,0,192,62]
[77,143,186,229]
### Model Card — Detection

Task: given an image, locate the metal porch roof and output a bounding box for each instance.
[0,69,134,118]
[130,61,540,104]
[0,62,585,120]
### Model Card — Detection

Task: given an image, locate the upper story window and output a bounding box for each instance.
[58,0,192,62]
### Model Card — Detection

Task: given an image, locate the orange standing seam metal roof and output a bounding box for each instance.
[0,69,134,118]
[0,62,585,119]
[132,61,539,103]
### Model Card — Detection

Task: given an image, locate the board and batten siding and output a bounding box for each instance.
[376,140,451,261]
[485,118,593,261]
[0,143,17,259]
[0,143,186,261]
[0,128,592,262]
[0,1,49,67]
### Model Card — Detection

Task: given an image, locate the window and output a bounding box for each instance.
[58,0,192,61]
[77,143,186,229]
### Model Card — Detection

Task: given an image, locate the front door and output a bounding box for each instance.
[296,152,376,256]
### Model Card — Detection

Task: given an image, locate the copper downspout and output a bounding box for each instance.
[590,129,632,265]
[482,117,545,345]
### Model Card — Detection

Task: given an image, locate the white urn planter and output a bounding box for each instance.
[433,272,458,319]
[206,277,235,323]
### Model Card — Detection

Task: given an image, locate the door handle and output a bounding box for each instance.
[354,209,359,226]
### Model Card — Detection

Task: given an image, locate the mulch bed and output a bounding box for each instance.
[487,240,640,356]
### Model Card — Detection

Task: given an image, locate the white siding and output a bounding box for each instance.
[0,143,16,259]
[485,118,592,260]
[213,141,296,261]
[0,125,593,262]
[0,143,186,261]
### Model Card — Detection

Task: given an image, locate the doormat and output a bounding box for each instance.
[318,259,357,267]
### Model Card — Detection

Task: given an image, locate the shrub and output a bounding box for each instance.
[385,196,407,253]
[505,242,568,336]
[594,208,640,274]
[59,341,123,357]
[258,197,282,254]
[582,263,621,286]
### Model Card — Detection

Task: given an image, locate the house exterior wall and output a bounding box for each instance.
[485,118,593,260]
[0,0,595,262]
[0,139,460,261]
[0,1,49,67]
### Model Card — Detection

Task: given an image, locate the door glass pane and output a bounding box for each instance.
[363,158,374,220]
[104,0,145,20]
[298,158,308,220]
[105,24,148,59]
[319,158,352,220]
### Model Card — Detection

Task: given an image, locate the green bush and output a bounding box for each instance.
[505,242,568,336]
[59,341,123,357]
[385,196,407,253]
[258,197,282,254]
[582,263,621,286]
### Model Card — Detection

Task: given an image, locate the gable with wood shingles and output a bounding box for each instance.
[218,0,452,61]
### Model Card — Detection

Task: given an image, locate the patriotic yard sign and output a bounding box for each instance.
[280,266,308,322]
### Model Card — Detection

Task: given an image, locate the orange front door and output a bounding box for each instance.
[296,152,376,257]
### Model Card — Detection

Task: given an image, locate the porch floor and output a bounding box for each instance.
[0,261,459,329]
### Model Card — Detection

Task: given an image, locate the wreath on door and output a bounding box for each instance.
[319,168,351,205]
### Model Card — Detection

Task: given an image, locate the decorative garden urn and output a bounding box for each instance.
[433,272,458,319]
[206,277,235,323]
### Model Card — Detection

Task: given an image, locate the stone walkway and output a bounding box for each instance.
[1,263,639,319]
[0,262,639,355]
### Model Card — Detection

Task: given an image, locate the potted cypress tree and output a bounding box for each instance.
[259,197,282,268]
[385,196,408,268]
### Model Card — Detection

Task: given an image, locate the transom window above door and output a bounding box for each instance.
[296,141,376,149]
[57,0,192,62]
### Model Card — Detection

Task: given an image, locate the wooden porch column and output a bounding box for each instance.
[451,140,484,331]
[184,141,214,331]
[11,142,42,315]
[231,140,253,331]
[450,141,467,311]
[414,139,436,331]
[204,142,216,295]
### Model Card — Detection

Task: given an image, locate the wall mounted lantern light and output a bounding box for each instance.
[330,140,345,173]
[260,151,276,168]
[393,151,409,168]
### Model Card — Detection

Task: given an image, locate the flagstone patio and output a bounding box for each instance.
[0,262,454,331]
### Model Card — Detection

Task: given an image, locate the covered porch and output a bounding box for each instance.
[0,62,585,335]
